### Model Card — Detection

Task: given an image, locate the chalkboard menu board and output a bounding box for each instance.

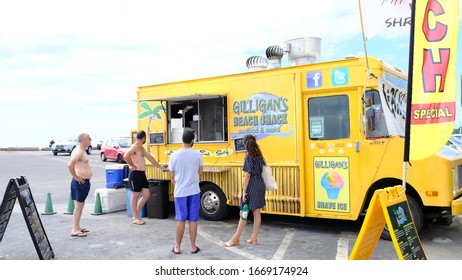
[149,132,165,145]
[0,176,54,260]
[0,181,16,244]
[386,200,426,260]
[349,186,427,260]
[233,137,245,152]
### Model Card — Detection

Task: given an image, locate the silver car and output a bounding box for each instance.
[51,137,92,155]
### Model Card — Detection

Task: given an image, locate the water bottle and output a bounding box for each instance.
[241,204,249,221]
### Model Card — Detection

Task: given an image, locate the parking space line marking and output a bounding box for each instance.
[43,155,110,169]
[335,236,349,260]
[335,233,356,260]
[197,227,264,260]
[271,228,296,260]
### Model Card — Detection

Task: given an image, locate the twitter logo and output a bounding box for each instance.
[332,68,349,86]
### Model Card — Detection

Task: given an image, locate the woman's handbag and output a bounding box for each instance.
[262,164,278,190]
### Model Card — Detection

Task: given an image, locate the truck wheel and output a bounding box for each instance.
[117,154,123,163]
[101,153,107,162]
[200,183,229,221]
[381,195,423,240]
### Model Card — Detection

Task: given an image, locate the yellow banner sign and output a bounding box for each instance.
[409,0,459,160]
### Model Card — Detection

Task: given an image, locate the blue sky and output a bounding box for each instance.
[0,0,461,147]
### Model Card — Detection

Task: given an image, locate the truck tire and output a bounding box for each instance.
[200,183,229,221]
[381,195,423,240]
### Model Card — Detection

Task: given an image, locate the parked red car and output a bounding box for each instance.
[100,137,131,163]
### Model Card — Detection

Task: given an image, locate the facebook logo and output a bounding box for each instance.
[331,68,349,86]
[307,71,322,88]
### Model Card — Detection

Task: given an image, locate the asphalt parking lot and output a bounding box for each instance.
[0,151,461,261]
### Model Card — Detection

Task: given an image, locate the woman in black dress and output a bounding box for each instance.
[224,134,266,246]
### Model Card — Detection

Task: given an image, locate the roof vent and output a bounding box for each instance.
[265,45,285,69]
[284,37,321,66]
[246,56,268,71]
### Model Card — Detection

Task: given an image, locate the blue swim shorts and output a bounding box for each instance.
[174,193,200,222]
[70,178,91,202]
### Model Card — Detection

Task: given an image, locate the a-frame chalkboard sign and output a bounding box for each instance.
[349,186,426,260]
[0,176,54,260]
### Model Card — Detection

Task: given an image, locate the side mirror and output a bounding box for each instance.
[364,97,372,108]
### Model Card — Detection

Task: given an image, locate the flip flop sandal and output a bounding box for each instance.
[247,239,258,245]
[223,241,240,247]
[132,219,145,225]
[71,232,87,237]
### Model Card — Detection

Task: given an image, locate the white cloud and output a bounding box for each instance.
[0,0,459,146]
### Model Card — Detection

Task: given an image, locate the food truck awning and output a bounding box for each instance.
[139,93,226,102]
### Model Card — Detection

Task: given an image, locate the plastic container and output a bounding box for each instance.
[124,178,147,218]
[105,164,129,189]
[94,188,127,213]
[146,179,170,219]
[241,204,249,220]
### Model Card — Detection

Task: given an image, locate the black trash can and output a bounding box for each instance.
[146,179,170,219]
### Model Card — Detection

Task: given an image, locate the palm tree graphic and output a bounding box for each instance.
[138,101,165,120]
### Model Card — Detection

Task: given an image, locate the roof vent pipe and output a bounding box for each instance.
[246,56,268,71]
[265,45,284,69]
[284,37,321,66]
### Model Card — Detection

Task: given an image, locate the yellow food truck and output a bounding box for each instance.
[135,38,462,239]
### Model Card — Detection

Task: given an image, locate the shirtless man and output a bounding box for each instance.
[67,133,93,237]
[124,130,167,225]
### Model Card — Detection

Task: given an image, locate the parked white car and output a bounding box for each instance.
[51,138,92,155]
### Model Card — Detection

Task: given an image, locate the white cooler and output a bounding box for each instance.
[94,188,127,213]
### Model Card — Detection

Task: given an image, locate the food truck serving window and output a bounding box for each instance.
[167,95,228,143]
[308,95,350,140]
